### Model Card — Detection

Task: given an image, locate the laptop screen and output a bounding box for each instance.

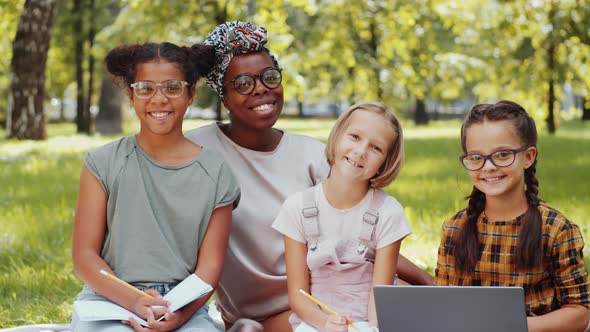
[374,285,528,332]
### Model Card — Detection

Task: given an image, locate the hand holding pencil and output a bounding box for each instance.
[99,269,168,318]
[298,289,357,330]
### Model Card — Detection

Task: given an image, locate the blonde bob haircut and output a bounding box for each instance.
[325,101,404,189]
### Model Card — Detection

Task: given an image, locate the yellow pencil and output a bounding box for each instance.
[99,269,154,299]
[298,289,358,329]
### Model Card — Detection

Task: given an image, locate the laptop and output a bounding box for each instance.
[374,285,528,332]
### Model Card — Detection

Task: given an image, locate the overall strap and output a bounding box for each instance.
[358,189,386,247]
[301,187,320,251]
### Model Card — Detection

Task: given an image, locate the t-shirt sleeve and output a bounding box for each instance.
[374,195,412,249]
[84,148,109,195]
[271,192,306,244]
[214,160,241,210]
[551,220,590,308]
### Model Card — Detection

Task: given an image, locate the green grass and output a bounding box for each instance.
[0,118,588,327]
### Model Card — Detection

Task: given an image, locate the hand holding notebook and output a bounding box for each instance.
[74,272,213,327]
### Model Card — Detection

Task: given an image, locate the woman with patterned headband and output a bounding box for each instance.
[186,21,434,331]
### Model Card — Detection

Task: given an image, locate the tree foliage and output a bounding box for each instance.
[4,0,590,139]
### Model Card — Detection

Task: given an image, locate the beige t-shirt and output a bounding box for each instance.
[185,123,329,322]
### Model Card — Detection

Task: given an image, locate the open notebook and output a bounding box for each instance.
[374,285,528,332]
[74,273,212,327]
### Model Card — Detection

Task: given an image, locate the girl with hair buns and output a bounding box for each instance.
[186,21,433,331]
[435,100,590,332]
[71,42,240,331]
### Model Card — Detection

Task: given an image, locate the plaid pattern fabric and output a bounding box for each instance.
[435,202,590,316]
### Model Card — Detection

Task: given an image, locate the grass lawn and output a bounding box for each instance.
[0,118,588,327]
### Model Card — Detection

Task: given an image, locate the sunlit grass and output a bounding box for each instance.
[0,118,588,327]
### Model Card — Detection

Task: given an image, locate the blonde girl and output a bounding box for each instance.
[273,102,412,331]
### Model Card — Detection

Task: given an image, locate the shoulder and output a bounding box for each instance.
[185,123,220,145]
[380,191,404,211]
[280,184,323,214]
[537,201,581,235]
[86,136,134,164]
[282,186,310,209]
[196,149,234,177]
[281,131,325,155]
[442,209,468,229]
[376,191,406,221]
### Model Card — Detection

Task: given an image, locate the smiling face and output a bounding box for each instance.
[222,52,283,131]
[464,119,536,202]
[129,60,194,137]
[330,109,396,186]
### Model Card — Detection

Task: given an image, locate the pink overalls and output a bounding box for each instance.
[289,188,385,330]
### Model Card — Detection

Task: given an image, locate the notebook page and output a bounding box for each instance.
[163,273,213,312]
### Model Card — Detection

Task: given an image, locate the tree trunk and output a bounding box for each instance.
[85,0,96,133]
[73,0,90,133]
[95,69,123,134]
[546,4,557,134]
[414,98,429,125]
[369,20,382,100]
[6,0,57,140]
[59,94,66,122]
[546,41,556,134]
[348,66,356,105]
[582,96,590,121]
[297,99,304,118]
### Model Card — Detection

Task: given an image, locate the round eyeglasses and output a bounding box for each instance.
[459,146,531,171]
[224,67,282,95]
[130,80,189,99]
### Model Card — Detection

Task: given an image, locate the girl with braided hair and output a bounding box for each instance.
[435,100,589,332]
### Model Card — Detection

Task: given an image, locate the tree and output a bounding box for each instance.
[583,98,590,120]
[95,67,123,134]
[0,0,25,128]
[94,2,123,134]
[73,0,91,133]
[6,0,57,139]
[471,0,590,132]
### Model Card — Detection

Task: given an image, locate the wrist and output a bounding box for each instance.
[422,273,435,285]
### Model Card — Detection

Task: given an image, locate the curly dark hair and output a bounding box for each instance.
[104,42,215,88]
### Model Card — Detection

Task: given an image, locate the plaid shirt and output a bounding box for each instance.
[435,202,589,316]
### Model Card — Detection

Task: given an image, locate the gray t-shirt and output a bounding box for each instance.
[185,123,329,323]
[82,135,240,287]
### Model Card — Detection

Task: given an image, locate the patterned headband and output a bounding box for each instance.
[204,21,279,98]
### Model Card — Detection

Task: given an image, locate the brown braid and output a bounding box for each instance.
[455,100,542,272]
[514,160,543,268]
[456,186,486,272]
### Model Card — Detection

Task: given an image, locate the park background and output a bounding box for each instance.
[1,0,589,328]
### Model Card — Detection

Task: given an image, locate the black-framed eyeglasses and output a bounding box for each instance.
[459,146,531,171]
[224,67,282,95]
[130,80,189,99]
